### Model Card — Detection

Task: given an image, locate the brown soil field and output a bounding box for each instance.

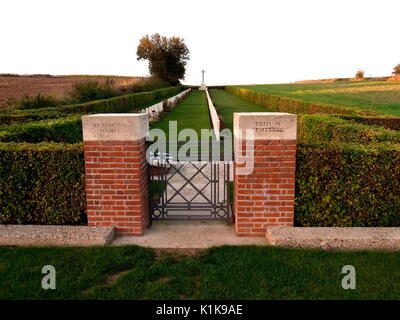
[0,74,144,109]
[388,75,400,82]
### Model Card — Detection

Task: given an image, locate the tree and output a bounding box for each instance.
[355,69,364,79]
[392,64,400,75]
[136,33,190,85]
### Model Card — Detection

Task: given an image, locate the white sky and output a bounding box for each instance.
[1,0,399,85]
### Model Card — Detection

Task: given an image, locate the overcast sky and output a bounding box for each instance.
[1,0,399,85]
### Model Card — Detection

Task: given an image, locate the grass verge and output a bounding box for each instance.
[1,245,400,300]
[210,89,266,131]
[241,81,400,116]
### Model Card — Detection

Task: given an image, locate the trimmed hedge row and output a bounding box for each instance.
[225,86,379,116]
[296,143,400,226]
[0,142,86,225]
[0,141,399,226]
[0,86,182,125]
[0,116,82,143]
[298,114,400,145]
[0,111,67,126]
[1,141,399,227]
[0,87,185,143]
[55,86,182,114]
[340,115,400,132]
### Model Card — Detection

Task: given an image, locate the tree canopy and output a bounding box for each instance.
[392,64,400,75]
[355,69,365,79]
[136,33,190,85]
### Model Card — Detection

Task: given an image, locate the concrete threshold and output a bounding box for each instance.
[3,224,399,251]
[0,225,115,246]
[266,227,400,251]
[112,220,267,248]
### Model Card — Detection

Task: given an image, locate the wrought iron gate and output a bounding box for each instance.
[148,141,232,221]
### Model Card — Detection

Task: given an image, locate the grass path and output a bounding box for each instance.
[151,90,212,138]
[210,89,267,131]
[1,245,400,299]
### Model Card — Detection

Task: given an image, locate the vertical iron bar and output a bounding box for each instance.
[214,161,217,218]
[226,161,230,221]
[163,160,166,219]
[148,148,152,226]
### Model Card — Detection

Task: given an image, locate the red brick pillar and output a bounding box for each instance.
[233,113,297,237]
[82,114,149,236]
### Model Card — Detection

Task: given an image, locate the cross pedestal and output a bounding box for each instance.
[199,69,206,90]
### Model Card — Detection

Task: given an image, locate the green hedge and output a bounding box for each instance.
[339,115,400,132]
[0,86,182,125]
[0,111,67,126]
[298,114,400,145]
[296,143,400,226]
[0,141,399,227]
[0,142,85,225]
[54,86,182,114]
[0,116,82,143]
[0,87,185,143]
[225,86,379,116]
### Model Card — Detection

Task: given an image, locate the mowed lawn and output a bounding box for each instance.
[1,245,400,300]
[151,90,212,138]
[240,81,400,116]
[210,89,266,131]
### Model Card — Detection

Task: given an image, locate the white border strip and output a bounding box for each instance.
[143,88,192,120]
[205,88,220,140]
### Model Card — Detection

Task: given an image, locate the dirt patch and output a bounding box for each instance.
[81,269,131,294]
[153,248,206,260]
[156,277,171,283]
[105,270,130,285]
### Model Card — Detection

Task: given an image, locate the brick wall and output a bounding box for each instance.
[83,139,149,236]
[234,139,296,236]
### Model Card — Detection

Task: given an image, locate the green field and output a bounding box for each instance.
[210,89,266,130]
[241,81,400,116]
[150,90,212,139]
[1,245,400,300]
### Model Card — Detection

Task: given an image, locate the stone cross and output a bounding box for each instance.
[200,69,206,90]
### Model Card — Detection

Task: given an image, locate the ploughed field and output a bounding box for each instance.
[241,81,400,116]
[0,74,142,109]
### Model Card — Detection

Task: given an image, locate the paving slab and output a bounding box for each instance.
[112,220,267,248]
[266,227,400,251]
[0,225,115,247]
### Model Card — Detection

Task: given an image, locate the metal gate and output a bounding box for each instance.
[147,141,232,222]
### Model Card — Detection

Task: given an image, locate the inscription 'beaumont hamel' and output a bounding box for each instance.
[82,114,149,142]
[92,121,128,137]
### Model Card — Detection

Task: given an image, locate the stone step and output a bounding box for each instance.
[266,227,400,251]
[0,225,115,247]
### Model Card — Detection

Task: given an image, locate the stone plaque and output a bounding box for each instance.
[233,112,297,140]
[82,114,149,141]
